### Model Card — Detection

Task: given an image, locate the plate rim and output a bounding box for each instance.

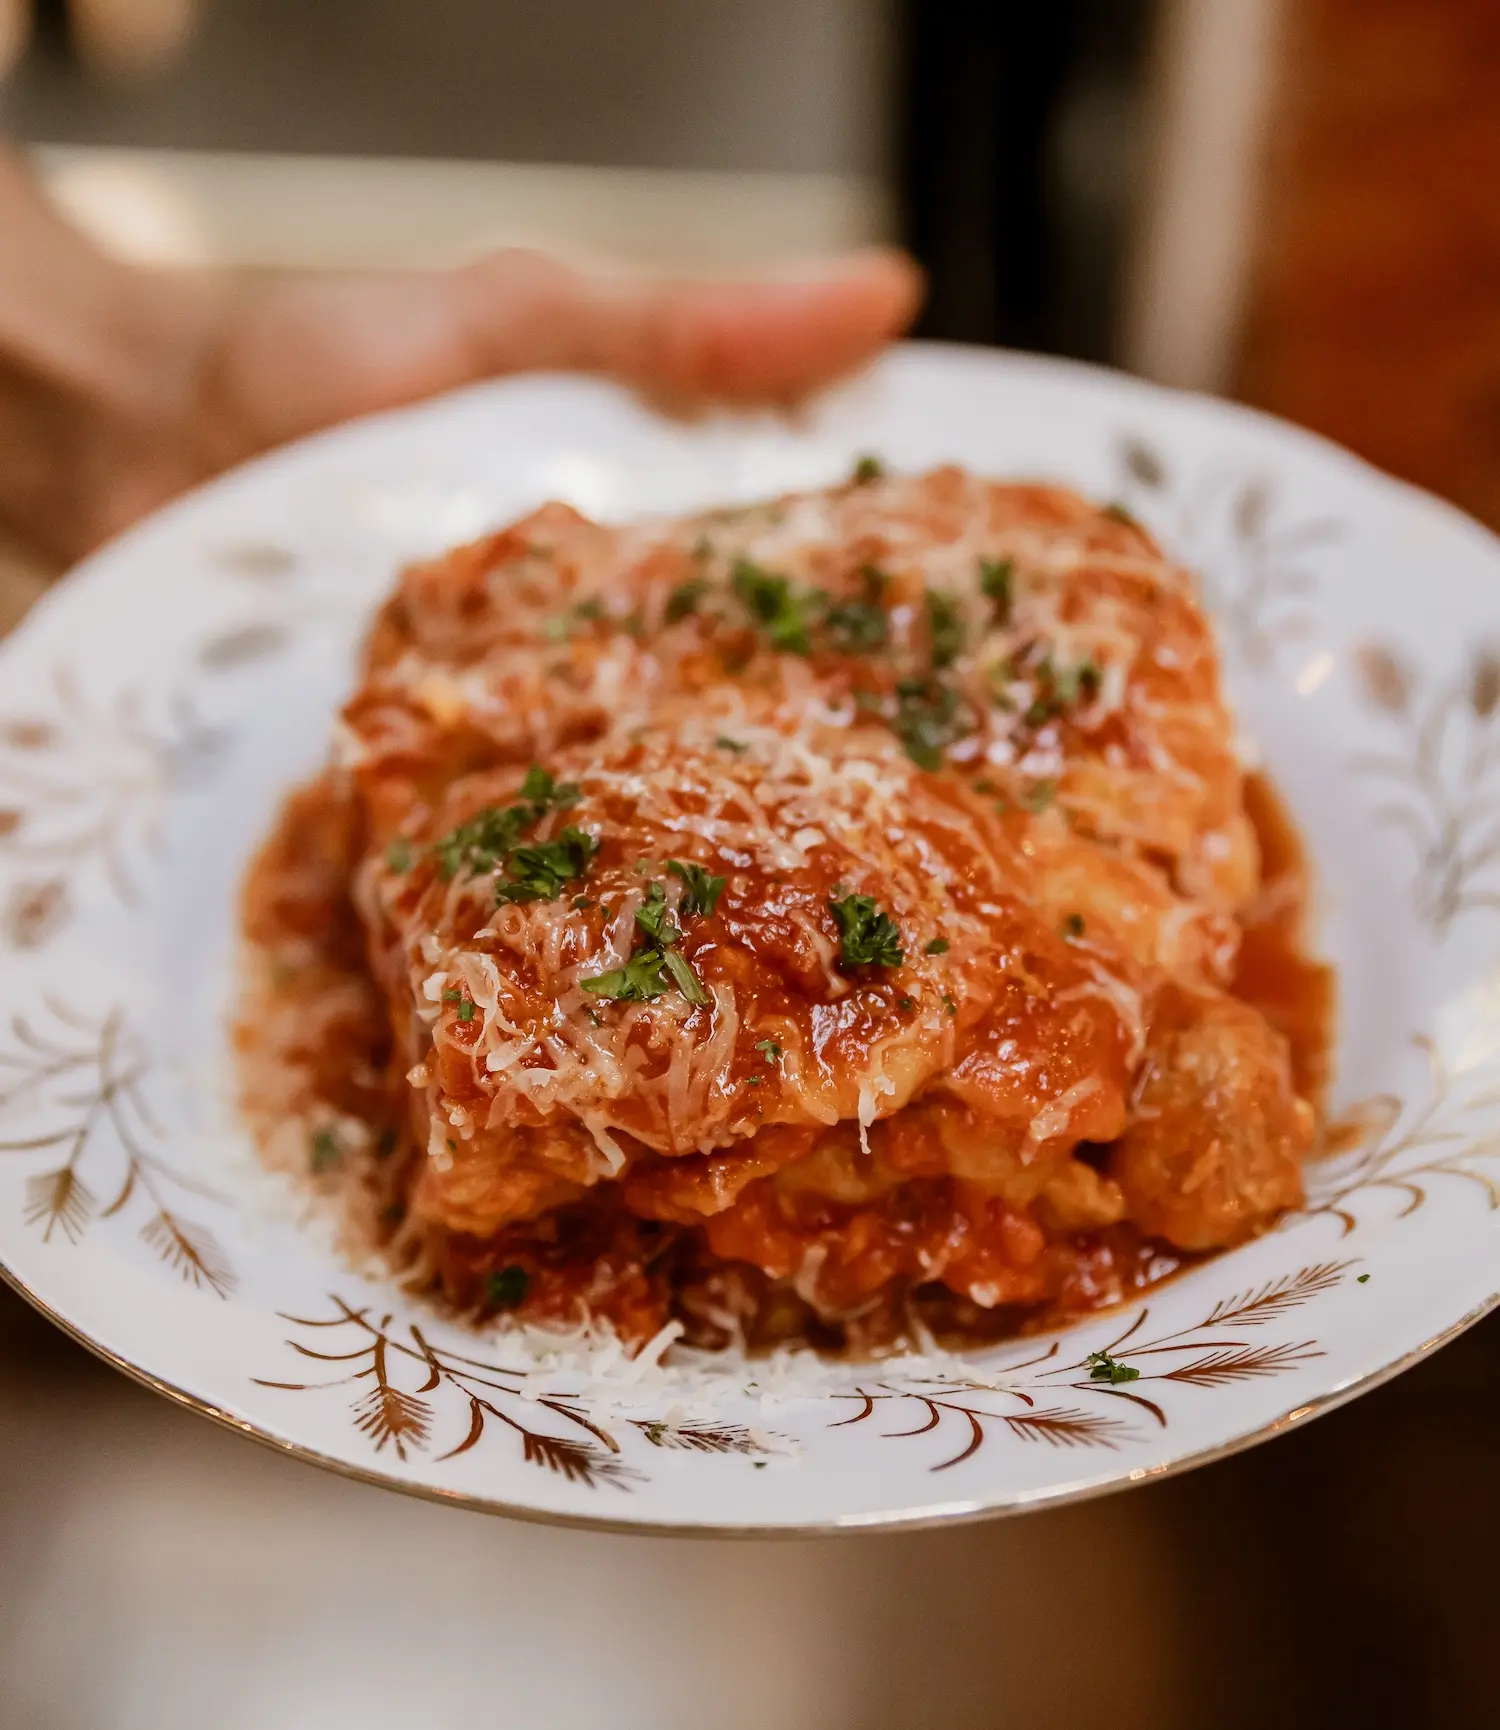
[5,1254,1493,1538]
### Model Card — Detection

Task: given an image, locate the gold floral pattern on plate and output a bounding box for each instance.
[0,999,235,1296]
[1115,433,1341,671]
[1351,641,1500,930]
[830,1262,1346,1471]
[0,666,226,947]
[255,1297,774,1490]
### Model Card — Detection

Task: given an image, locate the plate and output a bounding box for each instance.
[2,344,1498,1535]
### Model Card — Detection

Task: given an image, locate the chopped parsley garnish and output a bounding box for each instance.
[755,1038,783,1061]
[309,1129,340,1173]
[987,658,1019,710]
[1064,913,1086,938]
[824,565,889,655]
[850,454,884,484]
[662,949,711,1005]
[715,735,748,754]
[585,877,712,1006]
[1025,779,1057,813]
[825,594,889,655]
[926,590,966,670]
[634,882,681,946]
[897,995,916,1013]
[890,678,968,770]
[924,937,950,955]
[520,765,579,808]
[829,893,904,969]
[1357,1273,1370,1284]
[435,805,526,880]
[1021,655,1101,728]
[665,577,709,622]
[1024,695,1056,728]
[731,558,822,655]
[442,988,462,1003]
[457,998,476,1023]
[668,859,726,918]
[485,1265,530,1309]
[583,949,670,1002]
[979,557,1014,623]
[1101,502,1138,527]
[942,993,957,1016]
[573,895,593,910]
[434,766,580,880]
[1087,1350,1140,1384]
[495,827,598,903]
[1050,658,1102,708]
[384,839,412,873]
[542,599,606,642]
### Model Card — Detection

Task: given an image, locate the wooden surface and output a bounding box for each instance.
[1239,0,1500,528]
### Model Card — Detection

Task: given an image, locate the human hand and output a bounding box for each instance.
[0,152,922,567]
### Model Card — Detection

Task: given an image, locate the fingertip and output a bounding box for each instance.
[634,249,926,402]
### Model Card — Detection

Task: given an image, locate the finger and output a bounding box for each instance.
[207,247,923,462]
[460,247,926,402]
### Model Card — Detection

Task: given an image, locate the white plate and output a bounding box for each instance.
[2,344,1498,1535]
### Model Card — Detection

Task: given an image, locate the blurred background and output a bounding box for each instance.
[2,2,1499,1725]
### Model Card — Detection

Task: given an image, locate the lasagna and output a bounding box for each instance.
[237,464,1332,1353]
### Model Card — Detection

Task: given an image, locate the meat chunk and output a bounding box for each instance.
[1108,985,1314,1250]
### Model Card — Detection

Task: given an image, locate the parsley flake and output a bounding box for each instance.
[634,882,681,945]
[942,993,957,1016]
[890,679,968,770]
[442,988,463,1004]
[582,949,670,1002]
[309,1129,340,1173]
[850,454,884,484]
[825,566,889,655]
[665,577,709,622]
[979,557,1014,623]
[925,937,950,955]
[830,893,904,969]
[926,590,967,670]
[485,1265,529,1309]
[1064,913,1086,938]
[1101,502,1138,527]
[520,766,579,808]
[1357,1273,1370,1284]
[662,947,711,1006]
[384,839,412,873]
[668,859,726,918]
[1087,1350,1140,1384]
[755,1038,783,1061]
[715,735,748,754]
[1025,779,1057,814]
[457,998,476,1023]
[434,767,580,880]
[731,559,822,656]
[496,827,599,903]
